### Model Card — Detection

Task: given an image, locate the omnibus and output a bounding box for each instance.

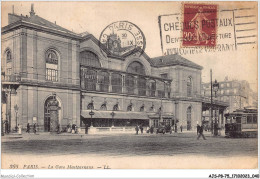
[225,108,258,138]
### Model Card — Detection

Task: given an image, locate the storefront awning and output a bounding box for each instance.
[147,113,174,119]
[81,110,149,120]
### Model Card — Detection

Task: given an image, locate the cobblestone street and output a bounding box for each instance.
[2,132,257,158]
[1,132,258,169]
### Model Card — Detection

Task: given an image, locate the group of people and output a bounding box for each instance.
[135,125,144,135]
[26,123,37,134]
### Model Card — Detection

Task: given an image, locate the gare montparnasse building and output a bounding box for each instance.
[2,5,225,133]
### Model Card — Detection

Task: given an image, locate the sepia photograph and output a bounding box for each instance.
[1,1,258,177]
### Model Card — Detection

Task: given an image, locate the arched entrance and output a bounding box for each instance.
[187,106,192,130]
[44,96,61,132]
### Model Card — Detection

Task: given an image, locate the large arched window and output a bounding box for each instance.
[126,61,145,75]
[187,106,192,130]
[80,51,101,67]
[187,77,192,97]
[46,49,58,81]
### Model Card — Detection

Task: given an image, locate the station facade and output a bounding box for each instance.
[2,6,226,132]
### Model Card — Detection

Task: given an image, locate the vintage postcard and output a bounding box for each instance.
[1,1,258,174]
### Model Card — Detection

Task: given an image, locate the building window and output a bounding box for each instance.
[6,68,12,76]
[226,89,229,94]
[187,77,192,97]
[6,50,12,63]
[98,71,109,92]
[100,103,107,111]
[125,75,135,95]
[227,83,230,87]
[127,103,133,111]
[221,90,224,94]
[111,73,122,93]
[46,49,58,81]
[157,80,165,98]
[126,61,145,75]
[138,77,146,96]
[80,51,101,67]
[140,105,145,112]
[113,103,119,111]
[234,89,237,94]
[149,104,154,112]
[87,102,94,110]
[149,80,156,97]
[221,83,224,88]
[84,69,97,91]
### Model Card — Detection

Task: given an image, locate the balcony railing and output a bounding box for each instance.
[1,74,21,83]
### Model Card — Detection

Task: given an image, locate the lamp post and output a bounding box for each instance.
[89,109,95,127]
[213,79,219,136]
[14,104,19,132]
[110,111,115,127]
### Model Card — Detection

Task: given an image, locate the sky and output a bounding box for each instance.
[1,1,258,92]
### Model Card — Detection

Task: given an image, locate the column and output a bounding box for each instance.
[134,76,138,95]
[122,74,125,93]
[146,78,150,96]
[109,72,112,92]
[96,70,100,91]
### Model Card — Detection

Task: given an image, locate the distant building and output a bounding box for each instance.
[202,78,257,113]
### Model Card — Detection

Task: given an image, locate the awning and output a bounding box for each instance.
[147,113,174,119]
[81,110,149,120]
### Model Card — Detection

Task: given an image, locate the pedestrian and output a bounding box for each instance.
[5,121,9,134]
[197,124,200,135]
[135,125,139,135]
[18,124,22,134]
[197,125,206,140]
[140,125,143,134]
[146,126,150,133]
[174,123,177,133]
[85,124,89,134]
[57,124,60,134]
[33,123,37,134]
[180,125,183,132]
[26,123,30,133]
[150,125,154,134]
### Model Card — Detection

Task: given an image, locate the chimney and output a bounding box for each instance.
[12,5,14,14]
[30,3,35,16]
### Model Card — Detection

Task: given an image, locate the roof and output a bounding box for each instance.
[150,54,203,70]
[9,13,78,35]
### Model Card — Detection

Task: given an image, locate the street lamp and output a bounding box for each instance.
[89,109,95,127]
[110,111,115,127]
[212,79,219,136]
[14,104,19,132]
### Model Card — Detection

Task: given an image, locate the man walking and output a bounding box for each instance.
[197,124,200,135]
[33,123,37,134]
[135,125,139,135]
[197,125,206,140]
[26,123,30,133]
[180,125,183,132]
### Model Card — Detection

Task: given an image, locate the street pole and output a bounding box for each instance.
[210,69,213,135]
